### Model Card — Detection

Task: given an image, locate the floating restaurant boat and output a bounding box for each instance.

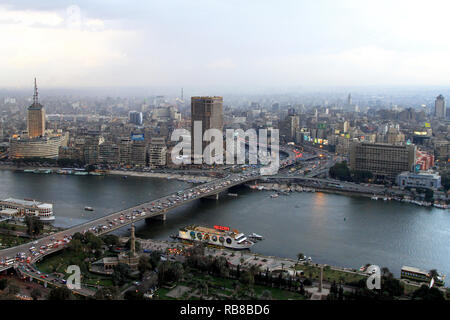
[177,225,254,250]
[401,266,446,287]
[0,198,55,222]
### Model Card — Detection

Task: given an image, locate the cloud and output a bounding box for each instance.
[206,58,236,70]
[247,46,450,87]
[0,5,135,87]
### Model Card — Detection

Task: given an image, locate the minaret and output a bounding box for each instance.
[130,223,136,257]
[318,266,323,293]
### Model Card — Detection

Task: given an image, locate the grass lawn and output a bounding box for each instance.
[0,234,29,248]
[296,264,367,284]
[35,249,114,288]
[156,287,177,300]
[169,272,306,300]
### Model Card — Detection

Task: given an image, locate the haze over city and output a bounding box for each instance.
[2,0,450,92]
[0,0,448,306]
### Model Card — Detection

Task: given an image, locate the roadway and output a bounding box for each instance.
[0,143,305,296]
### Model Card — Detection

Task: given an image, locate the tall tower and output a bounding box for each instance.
[347,93,352,107]
[130,223,136,257]
[191,96,223,161]
[435,94,446,119]
[27,78,46,138]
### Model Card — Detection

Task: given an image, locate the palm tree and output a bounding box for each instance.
[297,253,305,263]
[429,269,439,280]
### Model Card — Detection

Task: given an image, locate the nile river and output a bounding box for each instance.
[0,170,448,281]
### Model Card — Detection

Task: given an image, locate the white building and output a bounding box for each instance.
[397,171,441,190]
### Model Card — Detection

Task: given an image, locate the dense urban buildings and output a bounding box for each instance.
[8,80,68,159]
[349,142,416,180]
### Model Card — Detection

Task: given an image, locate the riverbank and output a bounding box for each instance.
[108,170,214,183]
[248,182,448,209]
[0,165,215,184]
[125,236,441,295]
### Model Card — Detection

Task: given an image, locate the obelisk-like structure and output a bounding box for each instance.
[319,266,323,293]
[130,223,136,257]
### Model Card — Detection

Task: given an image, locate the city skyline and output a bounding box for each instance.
[2,1,450,89]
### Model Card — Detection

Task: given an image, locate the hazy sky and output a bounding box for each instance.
[2,0,450,90]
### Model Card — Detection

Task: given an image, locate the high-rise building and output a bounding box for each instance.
[119,137,132,165]
[191,96,223,159]
[149,137,167,167]
[347,93,352,107]
[435,95,446,119]
[99,143,120,165]
[27,78,45,138]
[349,142,416,180]
[343,121,349,133]
[284,114,299,141]
[129,111,143,125]
[131,140,147,167]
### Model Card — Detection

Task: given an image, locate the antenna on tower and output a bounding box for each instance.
[33,77,39,105]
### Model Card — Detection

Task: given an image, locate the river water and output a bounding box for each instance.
[0,170,448,280]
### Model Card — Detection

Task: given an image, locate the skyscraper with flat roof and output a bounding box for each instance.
[191,96,223,160]
[349,142,416,181]
[27,78,45,138]
[435,94,446,119]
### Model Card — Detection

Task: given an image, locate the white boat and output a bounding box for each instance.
[248,232,264,240]
[371,196,378,200]
[84,207,94,211]
[0,198,55,222]
[270,193,279,198]
[178,225,254,250]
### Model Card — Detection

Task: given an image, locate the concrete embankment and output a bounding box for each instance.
[247,182,373,198]
[108,170,214,183]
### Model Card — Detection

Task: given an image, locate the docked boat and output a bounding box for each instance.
[270,193,279,198]
[84,207,94,211]
[0,198,55,222]
[248,232,264,241]
[371,196,378,200]
[177,225,254,250]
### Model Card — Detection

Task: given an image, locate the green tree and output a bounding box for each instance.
[94,287,119,300]
[30,288,42,300]
[102,234,120,247]
[112,263,131,286]
[0,279,8,290]
[124,290,145,300]
[24,216,44,238]
[47,287,74,300]
[8,284,19,295]
[412,285,445,301]
[138,256,153,278]
[329,161,351,181]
